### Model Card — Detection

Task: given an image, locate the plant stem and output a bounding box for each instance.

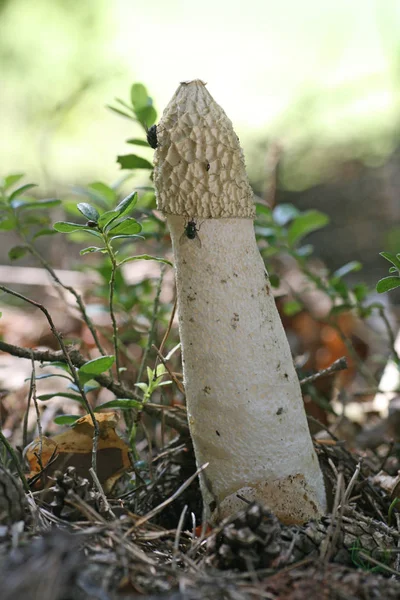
[137,265,165,385]
[378,306,400,367]
[103,235,121,384]
[0,429,30,493]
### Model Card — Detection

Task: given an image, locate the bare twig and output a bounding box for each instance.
[173,504,188,564]
[320,469,345,563]
[357,550,400,577]
[89,467,116,519]
[131,462,209,529]
[0,429,30,493]
[299,356,348,386]
[30,351,44,476]
[19,237,106,355]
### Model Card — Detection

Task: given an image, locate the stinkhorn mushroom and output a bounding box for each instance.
[153,80,326,524]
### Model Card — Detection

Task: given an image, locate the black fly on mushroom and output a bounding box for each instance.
[146,124,158,149]
[180,218,202,248]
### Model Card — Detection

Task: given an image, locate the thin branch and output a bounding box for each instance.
[19,235,106,355]
[0,430,30,493]
[104,236,120,383]
[136,265,165,385]
[0,284,99,472]
[299,356,348,386]
[30,350,44,476]
[152,344,185,395]
[378,306,400,366]
[0,338,190,436]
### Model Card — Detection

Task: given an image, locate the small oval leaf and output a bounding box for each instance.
[78,355,115,376]
[376,276,400,294]
[288,210,329,246]
[8,245,29,260]
[95,399,142,411]
[8,183,37,203]
[53,221,91,233]
[130,83,149,110]
[15,198,61,211]
[117,154,153,170]
[77,202,100,222]
[126,138,149,146]
[2,174,24,191]
[53,415,81,425]
[108,217,142,236]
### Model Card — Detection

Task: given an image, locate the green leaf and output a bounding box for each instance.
[95,399,142,411]
[353,283,369,303]
[78,355,115,376]
[135,382,148,392]
[1,174,24,191]
[288,210,329,246]
[108,217,142,236]
[45,361,71,372]
[97,209,118,229]
[379,251,400,271]
[117,154,153,170]
[97,192,138,231]
[33,228,58,239]
[329,277,349,300]
[118,254,173,267]
[268,273,280,288]
[330,304,354,316]
[77,202,100,222]
[87,182,116,206]
[115,190,138,216]
[53,415,81,425]
[107,105,135,120]
[126,138,149,146]
[283,300,303,316]
[8,183,37,203]
[273,203,299,226]
[8,245,29,260]
[32,373,73,382]
[333,261,362,278]
[80,246,105,255]
[38,392,83,401]
[13,198,61,211]
[376,276,400,293]
[110,234,144,241]
[53,221,92,233]
[0,216,17,230]
[136,105,157,127]
[130,83,149,110]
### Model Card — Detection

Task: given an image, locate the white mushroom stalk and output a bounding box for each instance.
[154,80,326,524]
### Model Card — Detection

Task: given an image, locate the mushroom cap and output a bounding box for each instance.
[154,79,255,219]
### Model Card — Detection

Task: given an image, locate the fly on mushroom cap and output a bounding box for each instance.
[154,80,255,219]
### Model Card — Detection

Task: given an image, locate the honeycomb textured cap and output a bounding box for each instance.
[154,80,255,219]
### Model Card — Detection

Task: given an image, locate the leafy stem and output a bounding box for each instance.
[102,231,121,383]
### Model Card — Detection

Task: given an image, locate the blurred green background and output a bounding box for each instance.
[2,0,400,186]
[1,0,400,281]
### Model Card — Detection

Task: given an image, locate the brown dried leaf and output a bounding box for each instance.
[25,412,131,491]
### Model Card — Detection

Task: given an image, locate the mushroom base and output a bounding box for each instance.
[214,473,325,525]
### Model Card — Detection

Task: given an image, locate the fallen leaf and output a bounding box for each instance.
[25,412,131,492]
